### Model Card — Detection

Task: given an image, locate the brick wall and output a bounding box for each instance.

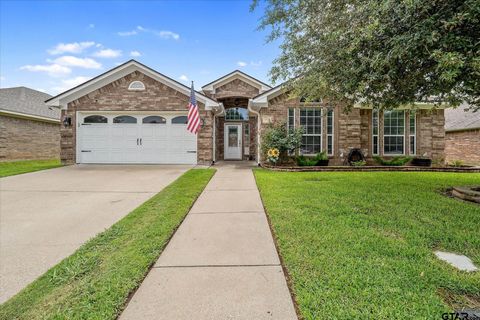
[258,93,446,164]
[445,129,480,165]
[61,71,212,164]
[0,115,59,161]
[209,79,260,100]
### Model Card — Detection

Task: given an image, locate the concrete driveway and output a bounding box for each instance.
[0,164,191,303]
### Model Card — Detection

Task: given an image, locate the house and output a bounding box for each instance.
[47,60,445,165]
[0,87,60,161]
[445,104,480,165]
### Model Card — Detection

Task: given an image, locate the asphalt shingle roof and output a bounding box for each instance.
[0,87,59,120]
[445,104,480,132]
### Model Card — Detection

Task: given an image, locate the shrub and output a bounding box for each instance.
[296,152,329,166]
[449,160,464,167]
[373,156,412,166]
[351,160,366,166]
[262,121,303,162]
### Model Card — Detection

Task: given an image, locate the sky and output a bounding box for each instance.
[0,0,280,95]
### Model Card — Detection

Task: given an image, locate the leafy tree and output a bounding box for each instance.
[262,121,303,162]
[253,0,480,110]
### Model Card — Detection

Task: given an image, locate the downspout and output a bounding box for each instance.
[248,100,262,165]
[211,103,224,165]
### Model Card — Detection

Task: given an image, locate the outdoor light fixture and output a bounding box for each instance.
[200,118,205,127]
[63,116,72,127]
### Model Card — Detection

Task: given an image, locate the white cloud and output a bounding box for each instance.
[157,30,180,40]
[52,76,92,93]
[250,60,263,67]
[93,49,122,58]
[237,61,247,67]
[52,56,102,69]
[130,51,141,57]
[48,41,95,55]
[35,88,47,92]
[178,75,189,82]
[0,76,5,81]
[118,30,137,36]
[20,64,71,77]
[119,26,180,40]
[88,24,95,29]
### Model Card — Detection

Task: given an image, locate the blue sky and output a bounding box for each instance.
[0,0,280,95]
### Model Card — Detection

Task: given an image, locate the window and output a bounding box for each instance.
[372,109,379,155]
[113,115,137,124]
[287,108,295,132]
[143,116,166,124]
[326,109,334,155]
[244,123,250,149]
[409,111,416,155]
[225,107,249,121]
[383,110,405,155]
[128,81,145,91]
[84,115,107,124]
[172,116,188,124]
[300,108,322,154]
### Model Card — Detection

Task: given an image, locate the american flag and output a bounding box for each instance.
[187,82,200,134]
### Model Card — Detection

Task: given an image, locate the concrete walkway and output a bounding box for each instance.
[120,162,297,320]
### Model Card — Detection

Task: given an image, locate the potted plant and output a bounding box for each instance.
[315,151,329,166]
[266,148,280,165]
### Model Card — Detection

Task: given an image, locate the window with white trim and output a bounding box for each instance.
[300,108,322,154]
[383,110,405,155]
[409,111,416,155]
[287,108,295,132]
[128,81,145,91]
[372,109,379,155]
[326,108,334,155]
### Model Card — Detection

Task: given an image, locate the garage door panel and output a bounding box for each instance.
[78,113,197,164]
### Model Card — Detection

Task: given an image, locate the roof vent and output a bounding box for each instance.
[128,81,145,91]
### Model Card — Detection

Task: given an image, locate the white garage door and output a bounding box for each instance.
[77,113,197,164]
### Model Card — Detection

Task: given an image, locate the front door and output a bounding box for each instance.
[224,124,242,160]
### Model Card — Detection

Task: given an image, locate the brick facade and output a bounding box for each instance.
[0,115,59,161]
[60,71,211,164]
[59,66,446,165]
[258,93,445,164]
[445,129,480,165]
[205,78,261,161]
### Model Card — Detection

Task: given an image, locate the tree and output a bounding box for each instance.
[253,0,480,110]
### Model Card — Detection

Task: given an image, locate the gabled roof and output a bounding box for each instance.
[46,60,220,110]
[445,103,480,132]
[0,87,59,121]
[201,70,271,93]
[249,82,286,108]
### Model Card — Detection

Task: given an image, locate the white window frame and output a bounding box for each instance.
[287,108,295,132]
[372,109,379,155]
[326,108,334,156]
[128,81,146,91]
[300,107,322,155]
[409,111,416,155]
[383,110,405,155]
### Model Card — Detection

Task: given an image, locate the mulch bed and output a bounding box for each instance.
[261,163,480,173]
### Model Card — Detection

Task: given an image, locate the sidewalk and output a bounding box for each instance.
[120,162,297,320]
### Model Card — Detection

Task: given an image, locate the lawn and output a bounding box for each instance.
[254,170,480,319]
[0,169,215,320]
[0,159,62,177]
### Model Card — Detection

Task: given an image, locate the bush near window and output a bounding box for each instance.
[351,160,367,167]
[262,121,303,163]
[296,152,328,166]
[374,156,412,166]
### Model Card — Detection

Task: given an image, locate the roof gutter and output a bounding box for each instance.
[248,99,262,165]
[0,110,60,124]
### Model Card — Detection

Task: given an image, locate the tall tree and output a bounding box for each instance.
[253,0,480,110]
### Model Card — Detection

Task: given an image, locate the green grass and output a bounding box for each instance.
[0,169,215,320]
[254,170,480,319]
[0,159,62,177]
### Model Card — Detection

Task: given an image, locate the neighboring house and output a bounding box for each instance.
[47,60,445,165]
[0,87,60,161]
[444,104,480,165]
